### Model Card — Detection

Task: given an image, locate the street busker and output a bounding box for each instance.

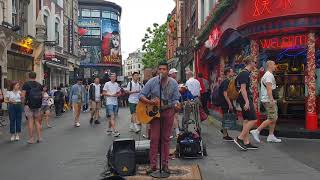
[5,81,23,142]
[103,73,121,137]
[54,86,65,117]
[219,67,236,141]
[89,77,103,125]
[233,56,259,150]
[21,72,43,144]
[69,78,85,127]
[250,60,282,143]
[126,72,143,133]
[41,85,52,128]
[139,62,180,174]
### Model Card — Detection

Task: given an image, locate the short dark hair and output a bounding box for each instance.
[57,86,62,90]
[198,73,203,78]
[224,67,232,75]
[9,81,19,91]
[132,72,139,76]
[243,55,254,65]
[77,77,83,82]
[158,61,168,69]
[28,71,36,79]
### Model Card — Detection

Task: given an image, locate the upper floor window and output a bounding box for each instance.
[111,12,118,20]
[82,9,90,17]
[91,10,100,18]
[102,11,111,19]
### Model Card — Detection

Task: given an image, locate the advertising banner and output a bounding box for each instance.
[101,19,121,66]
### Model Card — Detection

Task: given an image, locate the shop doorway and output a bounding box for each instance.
[260,47,307,126]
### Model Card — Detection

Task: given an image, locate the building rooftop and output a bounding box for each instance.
[79,0,122,14]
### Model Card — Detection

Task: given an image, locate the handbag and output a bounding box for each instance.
[199,107,208,122]
[222,111,237,130]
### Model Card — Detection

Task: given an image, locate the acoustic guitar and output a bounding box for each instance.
[136,100,177,124]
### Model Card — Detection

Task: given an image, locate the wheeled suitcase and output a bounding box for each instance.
[135,140,150,164]
[176,132,207,158]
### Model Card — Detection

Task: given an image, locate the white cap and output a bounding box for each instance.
[169,68,178,75]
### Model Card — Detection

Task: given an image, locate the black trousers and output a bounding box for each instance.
[201,92,210,114]
[55,102,63,116]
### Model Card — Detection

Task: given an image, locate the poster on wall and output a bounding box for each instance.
[80,46,101,65]
[101,19,121,66]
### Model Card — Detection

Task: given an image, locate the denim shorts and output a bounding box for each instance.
[106,105,118,116]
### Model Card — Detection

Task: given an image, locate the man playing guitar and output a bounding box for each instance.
[139,62,180,174]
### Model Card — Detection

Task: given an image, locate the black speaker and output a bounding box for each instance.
[107,138,136,176]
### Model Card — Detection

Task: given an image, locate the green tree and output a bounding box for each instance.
[141,23,167,68]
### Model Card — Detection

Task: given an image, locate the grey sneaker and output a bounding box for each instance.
[250,129,261,143]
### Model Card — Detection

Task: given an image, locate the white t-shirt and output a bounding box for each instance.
[261,71,276,102]
[103,81,120,105]
[126,81,142,104]
[186,77,201,97]
[93,83,101,101]
[6,91,21,103]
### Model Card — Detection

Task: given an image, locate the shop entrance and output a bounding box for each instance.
[260,48,307,126]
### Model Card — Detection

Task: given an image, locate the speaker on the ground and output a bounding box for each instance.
[107,138,136,176]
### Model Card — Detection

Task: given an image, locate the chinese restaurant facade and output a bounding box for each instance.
[195,0,320,131]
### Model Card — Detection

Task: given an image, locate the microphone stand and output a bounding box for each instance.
[150,74,170,178]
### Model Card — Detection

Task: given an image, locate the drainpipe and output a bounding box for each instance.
[0,0,5,23]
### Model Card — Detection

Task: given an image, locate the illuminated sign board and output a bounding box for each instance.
[253,0,294,17]
[260,34,307,49]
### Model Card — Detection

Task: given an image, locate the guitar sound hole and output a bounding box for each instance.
[148,106,159,117]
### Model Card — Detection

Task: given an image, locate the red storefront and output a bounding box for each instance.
[195,0,320,131]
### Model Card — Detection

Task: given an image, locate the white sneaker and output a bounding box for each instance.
[10,135,15,142]
[15,135,20,141]
[106,129,112,135]
[134,123,141,133]
[267,135,282,143]
[129,123,135,132]
[112,131,120,137]
[75,122,81,127]
[250,129,261,143]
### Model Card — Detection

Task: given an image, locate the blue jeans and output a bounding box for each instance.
[106,105,118,116]
[8,104,23,134]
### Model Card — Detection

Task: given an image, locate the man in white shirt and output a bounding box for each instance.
[185,71,201,97]
[250,60,281,143]
[89,77,102,125]
[126,72,143,133]
[103,73,121,137]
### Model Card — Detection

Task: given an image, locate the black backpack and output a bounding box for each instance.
[54,91,64,103]
[129,82,143,91]
[28,82,43,109]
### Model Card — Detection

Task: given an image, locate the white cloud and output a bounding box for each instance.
[106,0,175,60]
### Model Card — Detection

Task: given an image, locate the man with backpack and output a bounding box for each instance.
[218,67,235,141]
[126,72,143,133]
[89,77,103,125]
[69,78,85,127]
[233,56,259,150]
[250,60,282,143]
[54,87,65,117]
[21,72,43,144]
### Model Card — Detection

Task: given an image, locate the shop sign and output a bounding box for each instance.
[253,0,294,17]
[260,34,307,49]
[11,37,34,55]
[68,19,74,54]
[78,19,101,27]
[205,27,221,49]
[175,47,188,57]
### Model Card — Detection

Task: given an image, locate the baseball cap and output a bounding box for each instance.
[169,68,178,75]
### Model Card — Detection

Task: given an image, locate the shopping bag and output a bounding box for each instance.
[199,107,208,122]
[222,112,237,130]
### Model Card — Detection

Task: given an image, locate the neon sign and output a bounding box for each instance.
[253,0,294,17]
[205,27,221,49]
[260,34,307,49]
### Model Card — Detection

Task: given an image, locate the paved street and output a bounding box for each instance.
[1,108,320,180]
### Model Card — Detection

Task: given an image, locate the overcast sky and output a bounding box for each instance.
[106,0,175,60]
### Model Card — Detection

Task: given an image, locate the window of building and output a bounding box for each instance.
[12,0,17,26]
[111,12,118,20]
[55,22,59,44]
[102,11,111,19]
[200,0,205,24]
[138,64,141,68]
[81,9,90,17]
[91,10,100,17]
[44,15,48,39]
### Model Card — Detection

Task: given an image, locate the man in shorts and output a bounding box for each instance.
[89,77,102,125]
[126,72,143,133]
[250,60,282,143]
[103,73,121,137]
[21,72,43,144]
[234,56,259,150]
